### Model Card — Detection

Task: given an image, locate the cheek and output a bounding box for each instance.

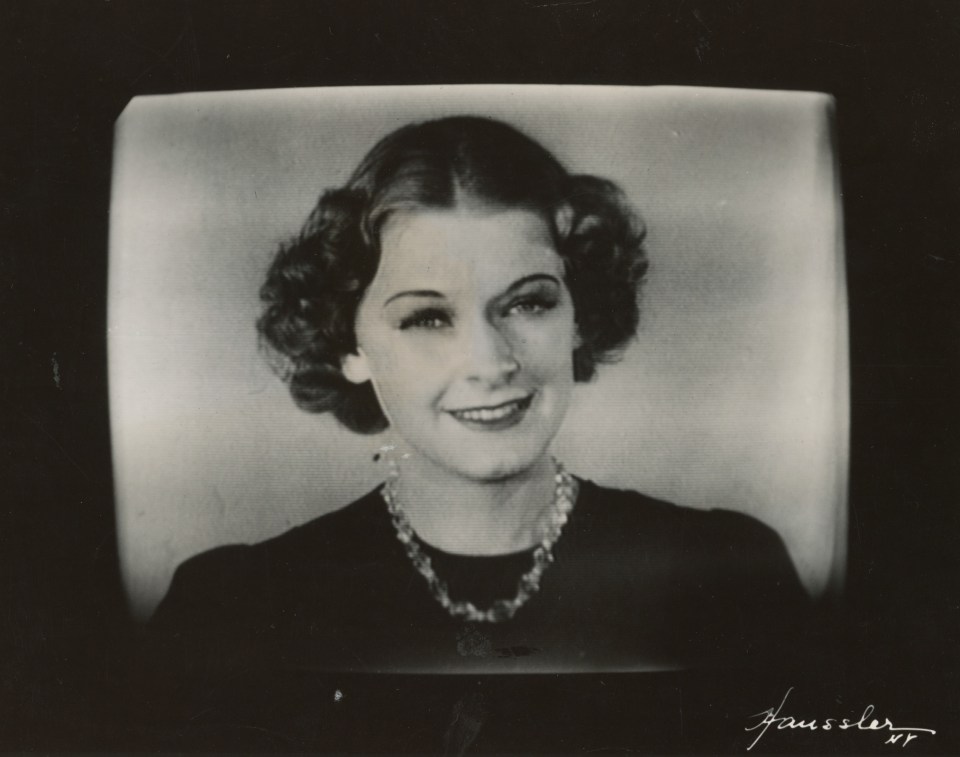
[365,340,444,408]
[513,318,577,375]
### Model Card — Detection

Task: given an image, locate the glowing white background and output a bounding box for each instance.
[108,85,848,619]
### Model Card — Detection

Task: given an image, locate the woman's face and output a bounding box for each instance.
[343,206,579,483]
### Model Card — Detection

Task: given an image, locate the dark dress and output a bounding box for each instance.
[148,477,809,676]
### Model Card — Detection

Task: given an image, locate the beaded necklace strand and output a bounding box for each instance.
[380,457,577,623]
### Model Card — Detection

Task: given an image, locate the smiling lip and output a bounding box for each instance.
[446,394,534,429]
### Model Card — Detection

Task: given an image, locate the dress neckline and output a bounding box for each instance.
[375,475,590,563]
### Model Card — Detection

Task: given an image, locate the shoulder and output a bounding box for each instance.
[574,477,783,544]
[149,487,388,628]
[259,485,391,564]
[572,477,806,592]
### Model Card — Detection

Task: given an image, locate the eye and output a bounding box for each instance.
[399,307,452,330]
[506,295,558,316]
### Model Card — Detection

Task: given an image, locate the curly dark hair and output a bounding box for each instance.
[258,115,648,434]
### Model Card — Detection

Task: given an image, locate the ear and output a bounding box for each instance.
[572,320,584,349]
[341,349,372,385]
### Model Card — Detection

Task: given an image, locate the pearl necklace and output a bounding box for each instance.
[380,458,577,623]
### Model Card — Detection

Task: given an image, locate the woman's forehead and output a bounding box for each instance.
[373,207,562,295]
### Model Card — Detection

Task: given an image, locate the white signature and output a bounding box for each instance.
[745,687,936,751]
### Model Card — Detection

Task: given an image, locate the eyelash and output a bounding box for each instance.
[507,295,557,316]
[398,296,558,331]
[399,308,451,330]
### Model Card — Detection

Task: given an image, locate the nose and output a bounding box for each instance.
[462,316,519,384]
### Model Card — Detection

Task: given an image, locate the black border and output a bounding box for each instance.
[4,1,958,751]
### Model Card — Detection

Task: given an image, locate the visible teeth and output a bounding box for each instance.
[453,400,523,422]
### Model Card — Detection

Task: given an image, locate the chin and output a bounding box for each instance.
[445,443,549,483]
[451,425,565,483]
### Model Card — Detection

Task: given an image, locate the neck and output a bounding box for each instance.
[385,448,558,556]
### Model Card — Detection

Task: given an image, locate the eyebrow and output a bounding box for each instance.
[382,273,561,308]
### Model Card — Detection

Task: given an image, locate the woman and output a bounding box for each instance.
[149,115,808,676]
